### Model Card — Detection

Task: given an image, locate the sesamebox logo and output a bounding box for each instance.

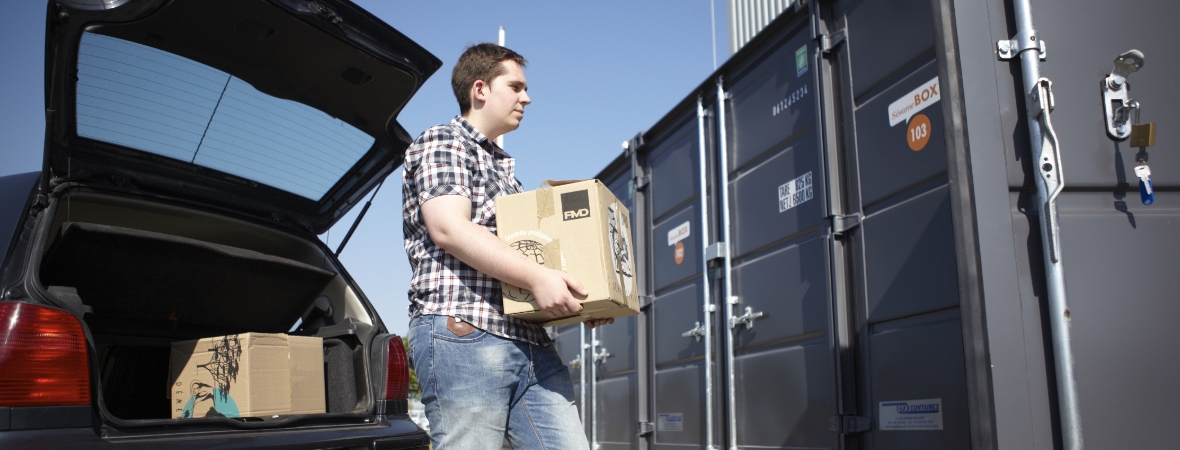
[561,190,591,221]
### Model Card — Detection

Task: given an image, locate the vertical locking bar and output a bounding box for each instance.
[695,95,717,450]
[579,323,587,428]
[591,332,599,450]
[715,78,741,450]
[1009,0,1083,448]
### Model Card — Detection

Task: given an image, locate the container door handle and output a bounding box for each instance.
[681,321,704,342]
[730,307,765,330]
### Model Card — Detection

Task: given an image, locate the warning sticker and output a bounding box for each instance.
[667,221,691,246]
[879,398,943,431]
[778,171,814,213]
[657,413,683,432]
[888,77,940,127]
[795,45,808,77]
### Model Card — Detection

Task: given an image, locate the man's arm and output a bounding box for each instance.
[422,194,595,321]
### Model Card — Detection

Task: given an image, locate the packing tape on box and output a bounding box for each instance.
[536,185,555,219]
[545,239,561,270]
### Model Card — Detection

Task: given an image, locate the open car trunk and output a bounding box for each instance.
[33,190,379,424]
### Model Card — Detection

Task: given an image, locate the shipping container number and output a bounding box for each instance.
[772,85,808,117]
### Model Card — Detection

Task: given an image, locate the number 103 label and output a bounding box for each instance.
[907,113,931,151]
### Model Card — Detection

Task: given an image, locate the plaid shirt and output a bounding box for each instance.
[402,116,549,345]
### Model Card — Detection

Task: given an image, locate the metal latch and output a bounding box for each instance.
[829,415,871,434]
[818,30,846,54]
[637,421,654,437]
[831,213,862,235]
[1101,50,1145,140]
[704,242,728,261]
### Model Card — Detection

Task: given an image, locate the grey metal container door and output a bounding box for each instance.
[835,0,970,447]
[981,0,1180,446]
[720,10,839,449]
[592,169,641,450]
[644,114,713,450]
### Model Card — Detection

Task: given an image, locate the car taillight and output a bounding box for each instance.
[384,335,409,400]
[0,302,91,407]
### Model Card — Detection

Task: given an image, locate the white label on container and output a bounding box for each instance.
[778,171,814,213]
[657,413,683,432]
[888,77,940,127]
[667,221,691,246]
[879,398,943,430]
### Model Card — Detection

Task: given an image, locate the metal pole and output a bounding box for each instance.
[580,323,587,428]
[715,79,739,450]
[591,330,599,450]
[496,26,505,149]
[1009,1,1082,448]
[696,96,717,450]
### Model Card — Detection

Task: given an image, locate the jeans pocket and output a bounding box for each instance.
[434,317,488,343]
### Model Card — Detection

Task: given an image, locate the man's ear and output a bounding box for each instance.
[471,79,488,104]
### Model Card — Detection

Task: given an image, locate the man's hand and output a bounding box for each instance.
[586,318,614,329]
[422,195,590,318]
[527,268,587,319]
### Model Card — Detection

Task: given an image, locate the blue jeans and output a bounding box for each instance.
[407,314,589,450]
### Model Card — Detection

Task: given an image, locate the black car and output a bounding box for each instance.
[0,0,440,448]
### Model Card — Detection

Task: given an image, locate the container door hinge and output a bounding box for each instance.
[638,421,654,437]
[633,175,650,191]
[639,295,654,307]
[704,242,728,261]
[829,415,871,434]
[830,213,862,235]
[818,30,846,54]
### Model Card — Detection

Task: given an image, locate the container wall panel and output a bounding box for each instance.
[652,282,705,366]
[862,183,959,322]
[731,234,830,348]
[652,363,709,448]
[843,0,936,100]
[865,310,970,449]
[852,61,946,207]
[734,341,834,448]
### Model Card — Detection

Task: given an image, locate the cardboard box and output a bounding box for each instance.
[495,179,640,326]
[169,333,325,419]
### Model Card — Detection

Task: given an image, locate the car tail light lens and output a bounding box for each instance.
[384,335,409,400]
[0,302,91,406]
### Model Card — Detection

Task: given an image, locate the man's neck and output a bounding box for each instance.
[462,112,505,142]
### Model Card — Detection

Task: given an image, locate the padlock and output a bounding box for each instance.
[1130,122,1156,148]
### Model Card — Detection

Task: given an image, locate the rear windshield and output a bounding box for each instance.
[75,32,375,200]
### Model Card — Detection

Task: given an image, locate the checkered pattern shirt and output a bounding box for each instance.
[402,116,549,345]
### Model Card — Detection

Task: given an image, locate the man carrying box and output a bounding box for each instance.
[401,43,610,450]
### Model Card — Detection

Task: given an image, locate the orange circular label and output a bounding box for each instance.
[907,113,931,151]
[674,242,685,265]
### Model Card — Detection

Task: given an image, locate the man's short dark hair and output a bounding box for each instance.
[452,43,528,114]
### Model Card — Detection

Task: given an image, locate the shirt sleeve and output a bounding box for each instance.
[413,127,474,205]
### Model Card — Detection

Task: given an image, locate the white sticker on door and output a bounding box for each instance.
[888,77,940,127]
[879,398,943,430]
[778,171,813,213]
[667,221,691,246]
[657,413,683,432]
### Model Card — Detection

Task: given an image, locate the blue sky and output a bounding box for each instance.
[0,1,729,336]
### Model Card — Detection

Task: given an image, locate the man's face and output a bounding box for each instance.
[478,60,530,136]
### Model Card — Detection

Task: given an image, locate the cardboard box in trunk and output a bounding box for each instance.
[169,333,325,419]
[495,179,640,326]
